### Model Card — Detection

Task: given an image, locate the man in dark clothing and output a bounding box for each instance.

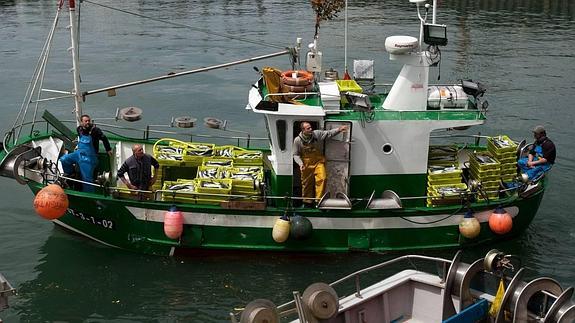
[59,114,113,192]
[117,144,160,192]
[518,125,556,180]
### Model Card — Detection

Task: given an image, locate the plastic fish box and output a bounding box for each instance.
[487,135,517,154]
[195,178,232,195]
[500,167,517,176]
[468,152,501,172]
[469,167,500,181]
[501,174,516,182]
[232,150,263,166]
[213,145,245,159]
[161,180,197,201]
[196,166,222,179]
[429,183,468,197]
[182,143,215,166]
[202,158,234,168]
[500,163,517,173]
[153,144,185,166]
[427,166,462,180]
[427,176,463,186]
[488,146,517,160]
[336,80,362,104]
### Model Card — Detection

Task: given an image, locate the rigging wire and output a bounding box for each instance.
[82,0,288,51]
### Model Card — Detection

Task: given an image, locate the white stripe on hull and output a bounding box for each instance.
[126,206,518,230]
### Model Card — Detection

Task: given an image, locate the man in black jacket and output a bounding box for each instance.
[117,144,160,194]
[60,115,113,192]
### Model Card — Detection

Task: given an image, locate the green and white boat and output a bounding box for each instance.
[0,0,548,256]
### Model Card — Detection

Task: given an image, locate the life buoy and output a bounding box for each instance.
[280,83,314,93]
[280,70,314,86]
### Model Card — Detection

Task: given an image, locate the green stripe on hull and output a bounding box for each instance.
[31,180,545,256]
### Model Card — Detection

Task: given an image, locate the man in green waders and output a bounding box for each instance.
[293,122,348,207]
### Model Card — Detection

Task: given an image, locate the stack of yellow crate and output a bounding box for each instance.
[487,135,518,183]
[427,166,465,206]
[468,152,501,200]
[428,145,459,167]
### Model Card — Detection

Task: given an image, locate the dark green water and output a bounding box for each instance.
[1,0,574,321]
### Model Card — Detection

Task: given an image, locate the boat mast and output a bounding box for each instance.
[68,0,83,125]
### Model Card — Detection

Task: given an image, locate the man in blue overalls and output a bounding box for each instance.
[59,115,113,192]
[518,125,556,181]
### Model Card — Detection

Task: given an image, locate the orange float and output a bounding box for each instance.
[488,207,513,234]
[33,184,69,220]
[280,70,314,86]
[164,206,184,239]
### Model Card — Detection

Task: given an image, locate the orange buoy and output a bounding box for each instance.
[33,184,69,220]
[459,210,481,239]
[488,207,513,235]
[164,206,184,239]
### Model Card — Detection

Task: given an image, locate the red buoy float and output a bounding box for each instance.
[164,206,183,239]
[33,184,69,220]
[488,207,513,235]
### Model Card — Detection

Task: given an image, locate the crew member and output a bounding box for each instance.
[293,122,348,207]
[117,144,160,196]
[518,125,556,181]
[60,114,113,192]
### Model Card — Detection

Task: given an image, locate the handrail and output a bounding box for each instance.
[275,254,452,315]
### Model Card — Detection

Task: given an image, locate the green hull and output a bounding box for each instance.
[27,181,545,256]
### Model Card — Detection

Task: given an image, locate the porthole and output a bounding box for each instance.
[382,143,393,154]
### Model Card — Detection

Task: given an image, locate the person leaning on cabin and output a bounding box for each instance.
[117,144,160,196]
[59,114,113,192]
[293,122,348,207]
[518,125,556,181]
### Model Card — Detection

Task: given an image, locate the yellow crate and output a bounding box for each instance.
[195,178,232,195]
[336,80,362,94]
[427,176,462,186]
[487,135,517,154]
[196,166,221,179]
[153,144,185,166]
[233,150,263,166]
[427,166,462,180]
[469,152,500,172]
[501,174,516,182]
[202,158,234,168]
[214,145,246,159]
[161,180,197,200]
[429,183,468,197]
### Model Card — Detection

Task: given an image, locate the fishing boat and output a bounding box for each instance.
[0,0,550,256]
[230,250,575,322]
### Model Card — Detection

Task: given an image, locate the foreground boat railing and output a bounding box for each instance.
[231,250,575,323]
[0,272,15,311]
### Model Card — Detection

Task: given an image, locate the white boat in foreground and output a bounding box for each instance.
[231,250,575,323]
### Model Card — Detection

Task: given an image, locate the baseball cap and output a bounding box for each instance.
[533,125,546,134]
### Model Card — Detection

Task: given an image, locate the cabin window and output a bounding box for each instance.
[276,120,287,151]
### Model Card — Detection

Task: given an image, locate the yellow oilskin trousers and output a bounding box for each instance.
[301,153,326,205]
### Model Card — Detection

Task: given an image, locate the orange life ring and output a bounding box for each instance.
[281,70,314,86]
[280,83,314,93]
